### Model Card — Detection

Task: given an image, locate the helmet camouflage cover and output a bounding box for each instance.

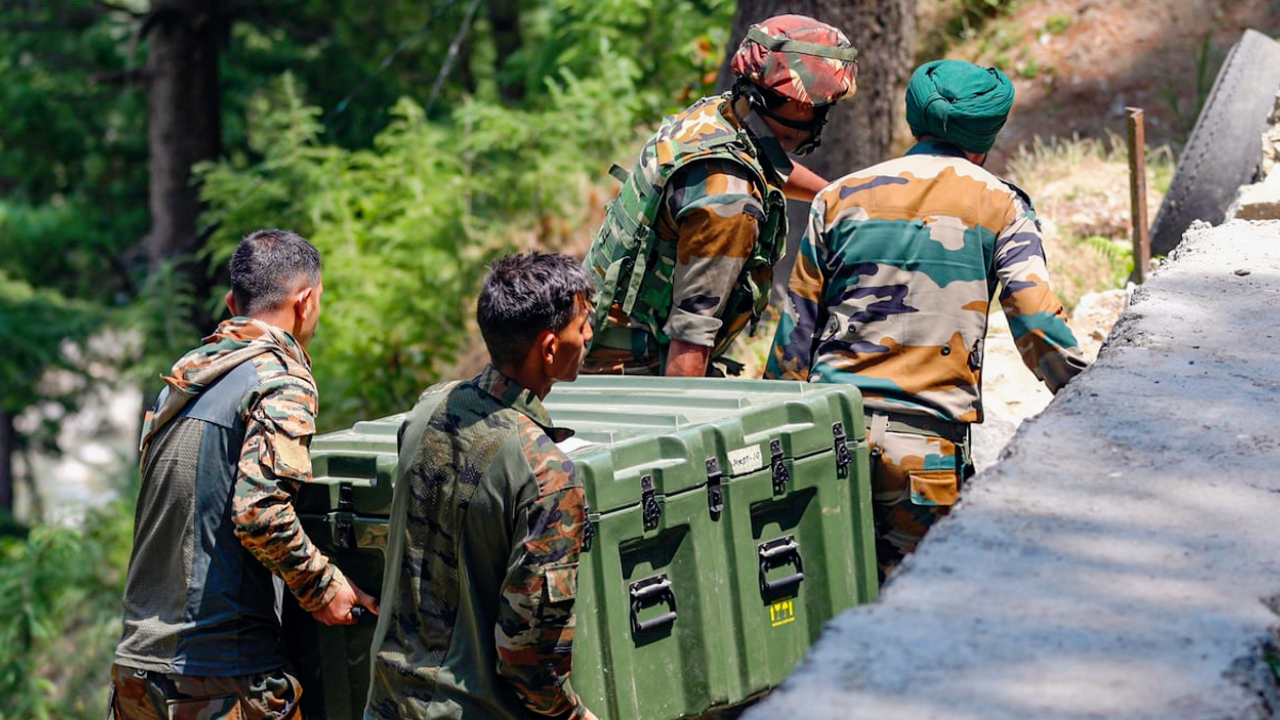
[730,14,858,106]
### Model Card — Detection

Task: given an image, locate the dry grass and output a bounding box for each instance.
[1006,133,1174,308]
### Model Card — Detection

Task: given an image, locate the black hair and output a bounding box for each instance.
[477,252,597,368]
[230,229,322,317]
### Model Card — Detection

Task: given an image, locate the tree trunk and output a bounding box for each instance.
[0,406,13,513]
[144,0,224,333]
[717,0,916,176]
[715,0,917,303]
[488,0,524,104]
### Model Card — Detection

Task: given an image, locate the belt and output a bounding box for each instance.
[594,323,658,357]
[867,411,968,444]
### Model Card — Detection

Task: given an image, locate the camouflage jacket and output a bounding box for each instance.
[583,93,790,370]
[118,318,339,676]
[766,140,1089,423]
[139,317,341,612]
[366,366,591,720]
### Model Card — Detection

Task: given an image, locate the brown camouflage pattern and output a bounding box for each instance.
[583,95,789,373]
[108,664,302,720]
[729,14,857,106]
[766,140,1089,423]
[143,317,340,613]
[366,366,592,720]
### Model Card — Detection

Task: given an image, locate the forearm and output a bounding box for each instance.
[233,417,339,611]
[664,339,712,377]
[996,218,1089,392]
[231,474,340,611]
[781,160,829,202]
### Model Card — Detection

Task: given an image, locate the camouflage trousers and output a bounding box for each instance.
[109,664,303,720]
[867,413,974,583]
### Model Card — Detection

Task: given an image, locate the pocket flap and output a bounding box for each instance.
[909,469,959,507]
[543,562,579,603]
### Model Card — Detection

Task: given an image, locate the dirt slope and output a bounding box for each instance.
[929,0,1280,172]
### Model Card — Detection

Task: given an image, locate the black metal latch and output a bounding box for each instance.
[582,501,596,552]
[770,438,789,495]
[832,422,853,478]
[640,474,661,530]
[705,457,724,518]
[629,574,678,634]
[336,482,356,550]
[758,535,804,594]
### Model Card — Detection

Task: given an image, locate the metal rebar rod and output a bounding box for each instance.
[1127,107,1151,283]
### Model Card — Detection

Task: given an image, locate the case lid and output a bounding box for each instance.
[304,376,864,517]
[545,377,863,514]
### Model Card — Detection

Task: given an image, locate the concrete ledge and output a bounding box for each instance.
[745,220,1280,719]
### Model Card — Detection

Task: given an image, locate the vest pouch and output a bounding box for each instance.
[908,469,960,507]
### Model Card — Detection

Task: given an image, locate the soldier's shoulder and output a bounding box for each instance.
[249,349,315,388]
[514,416,580,496]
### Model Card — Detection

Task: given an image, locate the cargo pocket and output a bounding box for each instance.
[240,669,303,720]
[909,469,960,507]
[544,562,579,604]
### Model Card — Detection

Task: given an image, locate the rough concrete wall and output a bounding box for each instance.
[745,219,1280,720]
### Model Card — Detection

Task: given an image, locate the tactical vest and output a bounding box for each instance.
[117,361,286,676]
[585,94,789,360]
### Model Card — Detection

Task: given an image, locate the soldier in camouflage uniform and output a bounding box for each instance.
[582,14,859,377]
[366,252,599,720]
[766,60,1090,580]
[110,229,378,720]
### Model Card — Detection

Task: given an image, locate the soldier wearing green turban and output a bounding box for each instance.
[767,60,1089,581]
[906,59,1016,156]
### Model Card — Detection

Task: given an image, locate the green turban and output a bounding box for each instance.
[906,60,1014,154]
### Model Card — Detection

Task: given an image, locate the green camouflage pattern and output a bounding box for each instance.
[108,664,303,720]
[366,365,592,720]
[583,94,788,372]
[729,14,857,106]
[142,317,340,613]
[766,139,1089,422]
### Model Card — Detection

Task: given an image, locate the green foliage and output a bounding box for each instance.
[1044,14,1073,35]
[919,0,1021,60]
[1083,234,1135,282]
[1015,57,1042,79]
[512,0,733,122]
[0,271,102,414]
[0,498,133,720]
[108,260,205,401]
[199,67,642,427]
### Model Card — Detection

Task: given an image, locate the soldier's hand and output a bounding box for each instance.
[312,576,379,626]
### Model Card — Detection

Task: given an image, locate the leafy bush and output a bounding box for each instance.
[0,499,133,720]
[198,63,647,428]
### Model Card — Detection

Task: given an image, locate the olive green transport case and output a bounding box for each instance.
[282,376,876,720]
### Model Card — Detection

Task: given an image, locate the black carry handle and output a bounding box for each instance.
[629,574,678,633]
[758,536,804,593]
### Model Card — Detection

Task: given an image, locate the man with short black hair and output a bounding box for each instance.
[767,61,1089,580]
[111,228,377,720]
[367,252,600,720]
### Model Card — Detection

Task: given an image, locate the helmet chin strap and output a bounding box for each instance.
[735,79,831,156]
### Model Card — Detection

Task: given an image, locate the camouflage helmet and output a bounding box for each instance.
[729,14,858,106]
